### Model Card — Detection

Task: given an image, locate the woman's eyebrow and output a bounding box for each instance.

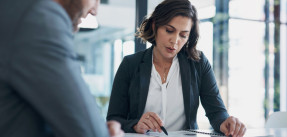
[166,24,190,32]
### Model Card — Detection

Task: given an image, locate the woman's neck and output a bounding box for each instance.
[153,46,173,66]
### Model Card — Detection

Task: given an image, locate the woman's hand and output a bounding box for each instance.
[107,120,124,137]
[133,112,164,134]
[220,116,246,137]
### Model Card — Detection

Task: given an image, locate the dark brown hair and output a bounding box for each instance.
[137,0,201,61]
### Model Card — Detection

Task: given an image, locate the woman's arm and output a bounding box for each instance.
[107,57,139,133]
[197,53,229,132]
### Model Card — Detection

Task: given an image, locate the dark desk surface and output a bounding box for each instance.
[124,128,287,137]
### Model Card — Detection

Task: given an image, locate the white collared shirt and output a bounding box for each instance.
[144,55,186,131]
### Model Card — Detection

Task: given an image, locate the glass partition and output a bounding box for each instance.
[74,0,136,118]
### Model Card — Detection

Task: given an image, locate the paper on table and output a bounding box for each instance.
[125,130,223,137]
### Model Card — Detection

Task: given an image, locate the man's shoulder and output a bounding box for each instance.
[0,0,67,22]
[0,0,71,41]
[27,0,71,25]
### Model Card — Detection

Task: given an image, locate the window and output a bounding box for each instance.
[74,0,136,118]
[73,0,287,127]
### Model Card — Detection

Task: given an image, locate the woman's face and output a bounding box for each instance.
[154,16,192,60]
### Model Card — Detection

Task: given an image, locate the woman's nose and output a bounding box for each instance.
[170,35,179,45]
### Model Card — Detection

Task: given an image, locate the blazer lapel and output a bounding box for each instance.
[137,47,153,117]
[178,52,194,129]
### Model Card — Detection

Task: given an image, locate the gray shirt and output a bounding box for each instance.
[0,0,109,136]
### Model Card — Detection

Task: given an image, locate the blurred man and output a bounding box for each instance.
[0,0,124,136]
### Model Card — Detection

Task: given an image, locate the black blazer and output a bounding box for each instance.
[107,46,229,133]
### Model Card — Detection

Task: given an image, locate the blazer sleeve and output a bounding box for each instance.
[107,56,139,133]
[9,1,109,137]
[197,52,229,132]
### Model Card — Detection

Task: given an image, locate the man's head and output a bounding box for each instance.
[54,0,99,32]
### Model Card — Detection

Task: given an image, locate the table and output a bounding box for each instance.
[124,128,287,137]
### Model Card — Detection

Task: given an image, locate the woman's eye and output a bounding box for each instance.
[166,29,173,33]
[181,35,187,38]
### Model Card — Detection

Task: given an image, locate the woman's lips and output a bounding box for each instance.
[166,47,176,53]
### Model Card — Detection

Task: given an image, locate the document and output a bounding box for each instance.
[125,130,225,137]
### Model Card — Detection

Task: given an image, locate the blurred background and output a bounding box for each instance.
[73,0,287,129]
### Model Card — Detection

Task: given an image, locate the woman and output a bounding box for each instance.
[107,0,246,136]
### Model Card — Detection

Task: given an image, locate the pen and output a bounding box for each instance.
[160,126,168,136]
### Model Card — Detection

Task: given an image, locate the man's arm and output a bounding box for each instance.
[9,1,109,137]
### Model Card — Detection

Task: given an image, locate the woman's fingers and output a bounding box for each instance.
[142,118,156,131]
[134,112,164,133]
[149,116,162,132]
[149,112,164,126]
[136,122,150,134]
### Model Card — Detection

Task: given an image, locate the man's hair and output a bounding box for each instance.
[137,0,201,61]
